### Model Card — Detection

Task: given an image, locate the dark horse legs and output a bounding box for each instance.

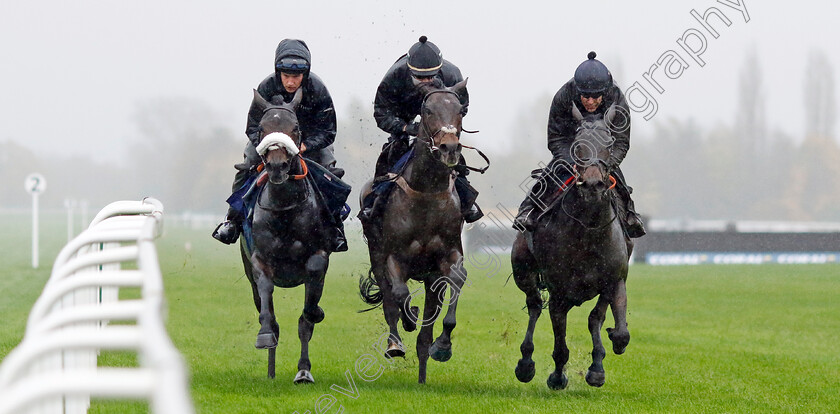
[513,237,542,383]
[546,296,574,390]
[251,252,328,383]
[294,252,328,384]
[418,253,466,384]
[606,279,630,355]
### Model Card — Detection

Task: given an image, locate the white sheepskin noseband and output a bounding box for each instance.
[256,132,300,157]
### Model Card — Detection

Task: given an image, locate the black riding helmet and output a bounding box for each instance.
[275,39,311,76]
[574,51,613,96]
[407,36,443,78]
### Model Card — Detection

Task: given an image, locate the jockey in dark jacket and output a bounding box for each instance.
[213,39,349,251]
[513,51,646,238]
[359,36,483,224]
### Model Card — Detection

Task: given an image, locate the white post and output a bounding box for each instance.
[80,199,89,227]
[32,193,39,269]
[65,199,75,243]
[24,173,46,269]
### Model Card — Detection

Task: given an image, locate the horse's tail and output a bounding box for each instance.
[358,269,382,312]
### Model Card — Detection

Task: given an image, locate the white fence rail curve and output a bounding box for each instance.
[0,197,194,414]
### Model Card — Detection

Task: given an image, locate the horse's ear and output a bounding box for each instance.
[252,89,271,112]
[605,104,617,124]
[571,102,584,121]
[290,87,303,109]
[452,77,468,100]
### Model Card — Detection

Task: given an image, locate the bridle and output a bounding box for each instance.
[419,90,464,150]
[417,89,489,174]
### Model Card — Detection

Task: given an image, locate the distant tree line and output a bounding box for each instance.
[2,50,837,222]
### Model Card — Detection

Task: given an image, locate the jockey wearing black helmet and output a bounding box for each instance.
[359,36,483,224]
[513,51,646,238]
[213,39,350,252]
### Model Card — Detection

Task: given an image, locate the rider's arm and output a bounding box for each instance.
[299,75,337,153]
[245,75,276,147]
[607,88,631,169]
[374,77,410,136]
[547,85,576,159]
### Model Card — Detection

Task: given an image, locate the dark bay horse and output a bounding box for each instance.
[359,80,469,384]
[239,89,332,383]
[511,103,632,390]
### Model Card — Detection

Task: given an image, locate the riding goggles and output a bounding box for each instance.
[580,91,604,99]
[276,58,309,73]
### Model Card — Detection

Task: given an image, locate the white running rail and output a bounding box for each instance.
[0,198,194,414]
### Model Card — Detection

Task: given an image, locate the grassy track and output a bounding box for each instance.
[1,213,839,413]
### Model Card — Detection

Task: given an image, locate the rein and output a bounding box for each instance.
[256,156,309,186]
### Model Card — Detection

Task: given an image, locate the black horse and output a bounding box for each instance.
[359,80,470,384]
[239,89,333,383]
[511,103,632,390]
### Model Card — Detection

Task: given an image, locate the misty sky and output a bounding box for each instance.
[1,1,837,163]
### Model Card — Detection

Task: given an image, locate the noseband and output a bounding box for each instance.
[258,107,307,181]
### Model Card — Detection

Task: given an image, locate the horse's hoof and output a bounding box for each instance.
[402,306,419,332]
[547,371,568,390]
[515,359,536,383]
[585,369,605,387]
[429,342,452,362]
[303,306,325,324]
[293,370,314,384]
[384,341,406,359]
[255,333,278,349]
[607,328,629,355]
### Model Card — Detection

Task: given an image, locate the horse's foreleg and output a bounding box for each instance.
[417,281,443,384]
[547,297,573,390]
[586,295,610,387]
[430,251,465,364]
[387,255,416,332]
[302,252,328,324]
[252,258,278,350]
[607,278,630,355]
[376,257,405,358]
[294,252,328,385]
[512,236,542,383]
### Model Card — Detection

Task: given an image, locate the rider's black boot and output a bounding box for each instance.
[212,210,242,245]
[463,203,484,223]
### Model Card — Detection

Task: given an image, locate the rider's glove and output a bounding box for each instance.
[404,122,420,136]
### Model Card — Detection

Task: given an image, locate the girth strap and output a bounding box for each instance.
[394,175,455,200]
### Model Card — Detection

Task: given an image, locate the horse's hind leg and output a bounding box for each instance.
[295,252,329,384]
[546,297,574,390]
[586,295,610,387]
[606,279,630,355]
[512,234,542,383]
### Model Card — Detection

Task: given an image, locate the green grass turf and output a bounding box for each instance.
[1,212,839,413]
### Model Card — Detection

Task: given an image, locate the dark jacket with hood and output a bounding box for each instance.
[246,39,337,156]
[547,78,631,169]
[373,55,468,138]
